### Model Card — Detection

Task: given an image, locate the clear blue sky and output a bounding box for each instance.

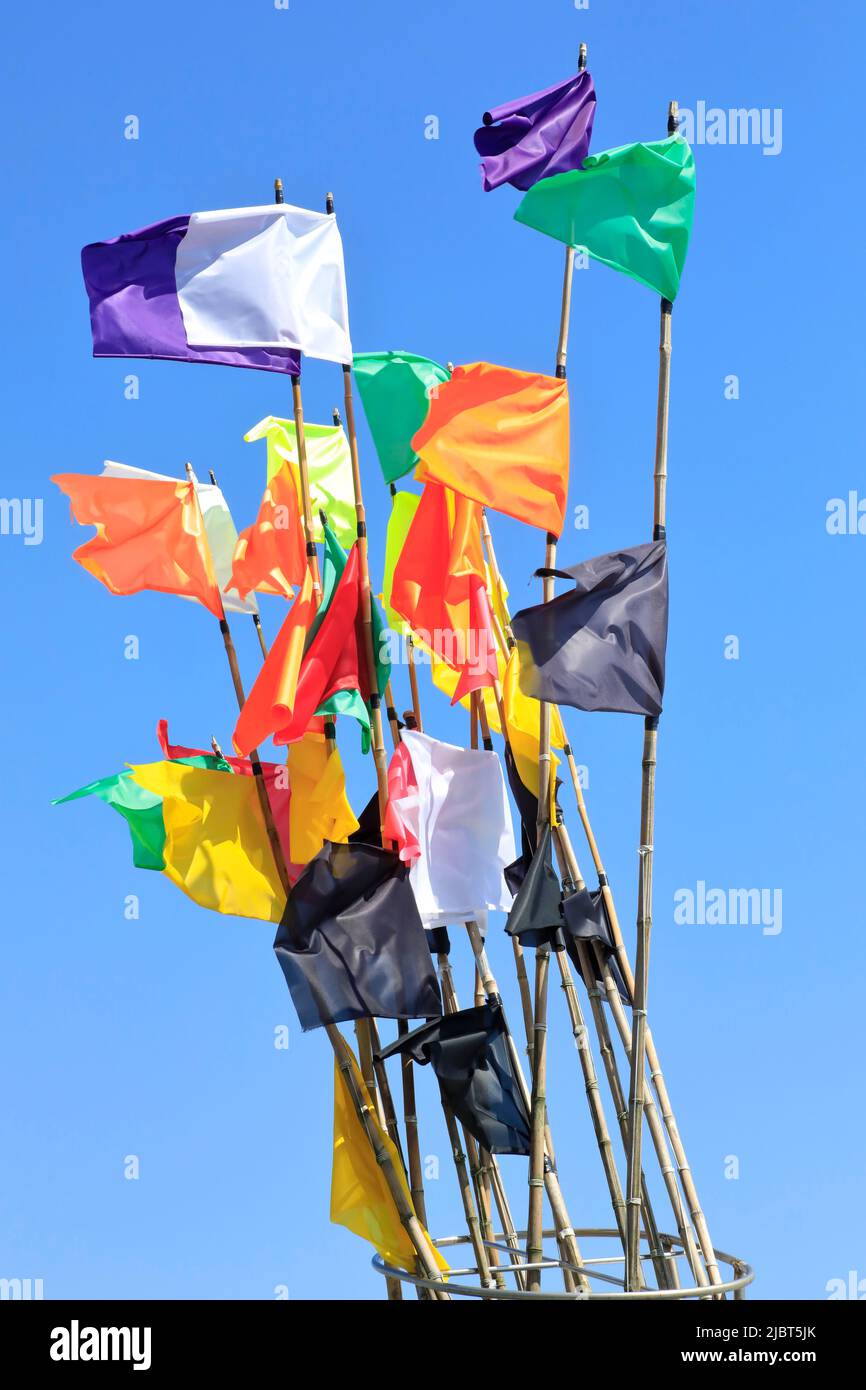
[1,0,863,1301]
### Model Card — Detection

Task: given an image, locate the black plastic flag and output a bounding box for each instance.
[505,824,563,948]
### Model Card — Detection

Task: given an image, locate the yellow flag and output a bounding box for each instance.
[503,646,567,818]
[331,1052,448,1273]
[129,761,286,923]
[286,735,359,864]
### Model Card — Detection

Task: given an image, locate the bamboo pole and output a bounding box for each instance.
[206,467,270,662]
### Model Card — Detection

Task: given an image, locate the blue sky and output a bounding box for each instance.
[1,0,863,1301]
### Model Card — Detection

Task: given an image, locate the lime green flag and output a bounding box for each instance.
[353,352,451,484]
[245,416,356,549]
[382,490,420,633]
[515,135,696,301]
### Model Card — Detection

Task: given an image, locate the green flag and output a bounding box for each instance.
[53,756,228,870]
[514,135,696,301]
[353,351,451,484]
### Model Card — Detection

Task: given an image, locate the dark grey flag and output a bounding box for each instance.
[377,1001,531,1156]
[562,885,629,1003]
[274,840,442,1032]
[511,540,668,716]
[505,824,564,949]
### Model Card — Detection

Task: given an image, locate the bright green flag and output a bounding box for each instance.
[353,351,451,484]
[53,756,228,870]
[514,135,696,301]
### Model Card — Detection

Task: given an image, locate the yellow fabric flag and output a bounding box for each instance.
[331,1052,448,1273]
[503,646,567,819]
[286,735,359,864]
[129,761,286,924]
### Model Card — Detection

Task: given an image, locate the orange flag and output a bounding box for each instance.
[390,481,497,702]
[226,461,306,602]
[413,361,570,537]
[52,473,223,617]
[233,570,315,755]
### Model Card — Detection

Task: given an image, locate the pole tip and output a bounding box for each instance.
[332,407,342,427]
[274,177,284,204]
[578,42,587,71]
[325,191,334,214]
[318,508,328,529]
[184,462,194,479]
[668,101,679,134]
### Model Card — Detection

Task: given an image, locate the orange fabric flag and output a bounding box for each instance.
[226,461,306,602]
[413,361,570,537]
[52,473,223,617]
[233,570,315,755]
[390,481,497,702]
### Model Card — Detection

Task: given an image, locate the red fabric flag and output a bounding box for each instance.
[232,570,316,756]
[383,740,421,864]
[390,482,497,702]
[226,462,306,602]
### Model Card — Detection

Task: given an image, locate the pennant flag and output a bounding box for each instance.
[52,473,223,617]
[353,351,451,484]
[390,482,497,702]
[245,416,356,549]
[378,1002,531,1156]
[413,363,570,537]
[81,215,301,374]
[331,1050,449,1272]
[505,824,563,949]
[515,135,696,301]
[286,734,359,864]
[273,840,442,1032]
[512,541,668,716]
[130,760,289,922]
[562,884,629,1003]
[232,570,316,755]
[474,68,597,192]
[398,730,516,929]
[102,461,258,616]
[227,461,306,602]
[53,771,168,871]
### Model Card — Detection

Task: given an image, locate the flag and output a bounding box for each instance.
[353,351,451,483]
[399,730,516,930]
[102,461,258,616]
[273,840,442,1032]
[378,1002,531,1156]
[474,68,596,192]
[81,214,301,374]
[331,1050,448,1272]
[505,824,563,949]
[130,760,289,922]
[502,644,563,820]
[562,884,629,1003]
[166,203,351,361]
[245,416,356,550]
[232,570,316,755]
[515,135,696,301]
[226,461,306,602]
[53,771,168,871]
[382,490,420,633]
[413,362,570,537]
[390,482,497,702]
[511,541,668,716]
[286,734,359,864]
[383,740,421,864]
[52,473,223,617]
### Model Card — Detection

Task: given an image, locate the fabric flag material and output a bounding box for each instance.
[353,351,451,483]
[502,644,563,821]
[245,416,356,549]
[515,135,696,301]
[474,68,597,192]
[173,204,351,362]
[53,771,167,871]
[383,740,421,865]
[130,760,288,922]
[382,490,420,633]
[399,730,516,930]
[331,1051,448,1272]
[390,482,497,702]
[273,840,442,1032]
[81,215,301,375]
[562,884,629,1003]
[413,362,570,537]
[52,472,223,618]
[227,461,306,602]
[232,570,316,755]
[512,540,668,716]
[102,461,258,616]
[505,824,564,949]
[286,734,359,864]
[378,1002,531,1156]
[502,742,545,896]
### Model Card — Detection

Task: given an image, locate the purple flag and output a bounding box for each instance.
[474,69,596,193]
[81,216,301,375]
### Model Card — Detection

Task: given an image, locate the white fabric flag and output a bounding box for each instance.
[401,730,516,930]
[174,204,352,364]
[100,461,258,616]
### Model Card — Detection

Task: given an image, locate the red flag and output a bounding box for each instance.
[232,571,316,755]
[226,463,306,602]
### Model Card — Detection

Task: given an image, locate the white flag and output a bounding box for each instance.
[401,730,516,930]
[174,204,352,364]
[100,461,258,616]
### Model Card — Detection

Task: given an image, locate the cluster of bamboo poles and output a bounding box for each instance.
[193,124,721,1296]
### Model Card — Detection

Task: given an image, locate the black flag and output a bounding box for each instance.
[511,541,668,716]
[378,1002,531,1156]
[274,841,442,1032]
[562,885,629,1002]
[505,824,563,948]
